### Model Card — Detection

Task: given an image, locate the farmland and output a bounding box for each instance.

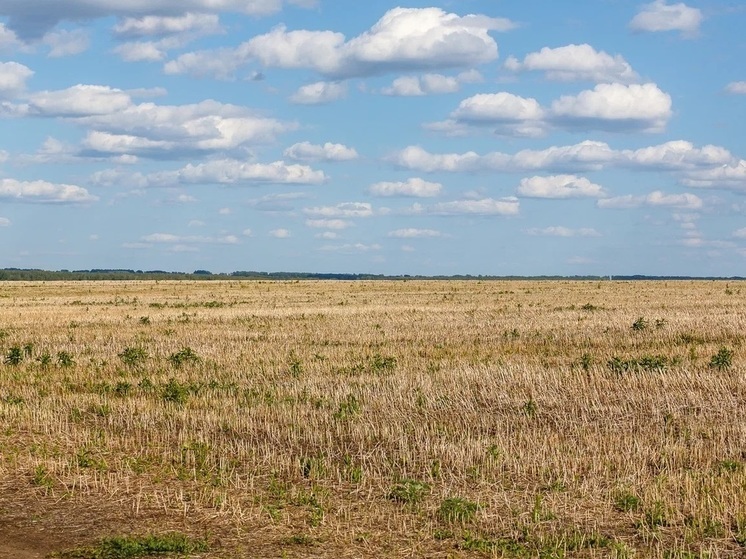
[0,280,745,558]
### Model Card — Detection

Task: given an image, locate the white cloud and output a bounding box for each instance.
[319,243,381,252]
[550,83,672,133]
[269,228,291,238]
[166,7,515,80]
[525,226,601,237]
[517,175,605,199]
[289,81,347,104]
[304,202,374,218]
[284,141,358,162]
[114,41,168,62]
[0,178,98,203]
[316,231,338,239]
[0,217,10,226]
[629,0,703,37]
[381,71,481,96]
[28,84,133,116]
[43,29,90,57]
[388,228,443,238]
[681,160,746,189]
[453,92,545,123]
[725,81,746,95]
[624,141,733,170]
[733,228,746,239]
[113,12,222,38]
[0,61,33,98]
[305,219,352,229]
[68,99,294,158]
[430,197,519,216]
[0,1,313,39]
[432,82,672,137]
[369,177,442,198]
[140,232,240,246]
[151,160,326,186]
[598,190,702,210]
[242,228,253,237]
[392,140,738,175]
[504,44,638,83]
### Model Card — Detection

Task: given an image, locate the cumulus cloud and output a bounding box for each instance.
[304,202,374,218]
[269,228,291,238]
[681,160,746,189]
[141,232,239,244]
[0,0,314,40]
[504,44,639,83]
[284,141,358,162]
[113,14,222,62]
[28,84,133,116]
[153,160,326,186]
[391,140,735,177]
[433,82,672,136]
[525,226,601,237]
[598,190,702,210]
[381,70,482,96]
[289,81,347,104]
[429,197,519,216]
[75,99,293,158]
[113,12,221,38]
[43,29,90,57]
[166,7,515,80]
[518,175,605,199]
[725,81,746,95]
[319,242,381,252]
[0,61,33,98]
[629,0,703,37]
[369,177,442,198]
[388,228,443,238]
[0,217,10,226]
[0,178,98,203]
[305,219,352,229]
[549,83,672,133]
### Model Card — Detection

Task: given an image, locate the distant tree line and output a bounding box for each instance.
[0,268,743,282]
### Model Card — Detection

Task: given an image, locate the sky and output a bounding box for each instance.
[0,1,745,276]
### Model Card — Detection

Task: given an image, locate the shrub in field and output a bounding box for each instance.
[162,378,190,404]
[438,497,480,524]
[388,479,430,504]
[709,347,733,370]
[614,490,641,512]
[167,347,200,368]
[57,351,74,367]
[631,317,648,331]
[4,346,23,365]
[58,532,208,558]
[118,346,148,368]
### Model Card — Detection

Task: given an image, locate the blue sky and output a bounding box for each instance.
[1,0,745,276]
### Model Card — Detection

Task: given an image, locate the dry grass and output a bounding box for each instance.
[0,279,745,557]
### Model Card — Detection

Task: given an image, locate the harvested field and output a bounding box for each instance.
[0,280,744,558]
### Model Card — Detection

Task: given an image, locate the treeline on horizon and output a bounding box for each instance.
[0,268,743,282]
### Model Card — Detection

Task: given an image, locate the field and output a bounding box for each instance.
[0,279,745,558]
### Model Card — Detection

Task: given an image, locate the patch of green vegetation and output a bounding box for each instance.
[709,347,733,370]
[437,497,480,524]
[388,478,430,504]
[614,490,641,512]
[608,354,669,374]
[167,347,200,368]
[57,532,208,558]
[118,346,148,368]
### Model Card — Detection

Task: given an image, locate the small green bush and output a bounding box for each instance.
[709,347,733,370]
[58,532,208,558]
[438,497,480,524]
[388,479,430,504]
